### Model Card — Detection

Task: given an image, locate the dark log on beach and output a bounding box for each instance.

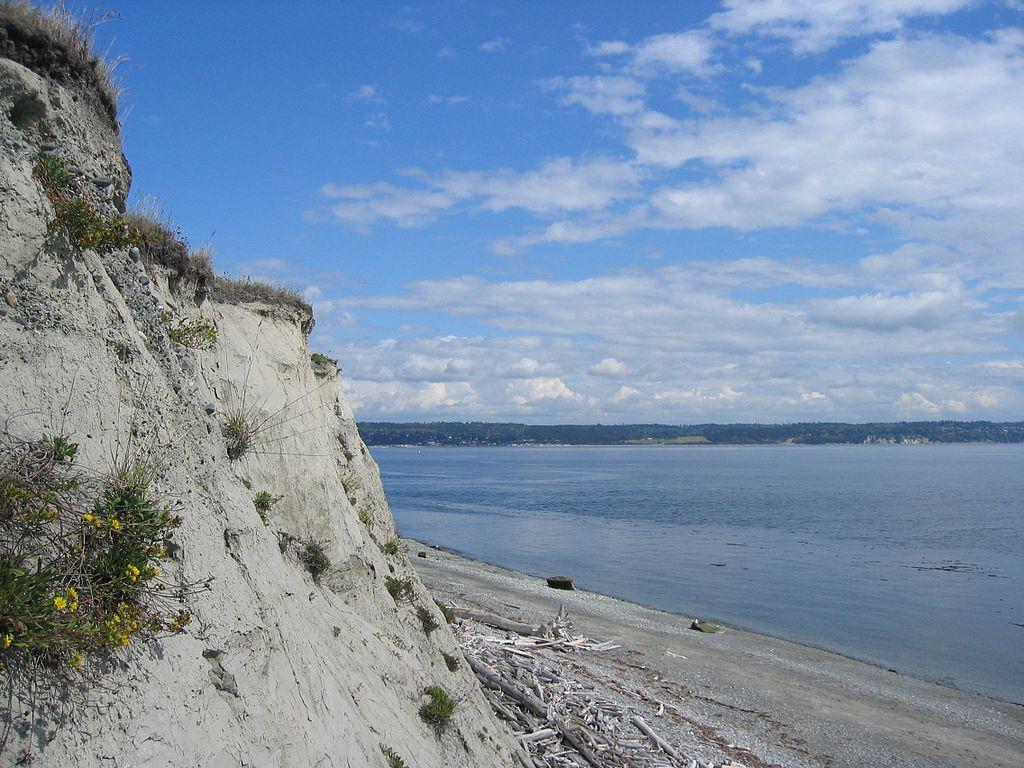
[546,575,575,590]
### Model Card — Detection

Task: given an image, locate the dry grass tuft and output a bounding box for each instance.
[124,212,213,288]
[211,276,312,317]
[0,1,122,122]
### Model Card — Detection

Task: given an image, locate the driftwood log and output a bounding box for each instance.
[466,653,603,768]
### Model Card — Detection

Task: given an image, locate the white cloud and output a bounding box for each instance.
[437,46,457,58]
[316,157,643,228]
[586,40,631,56]
[590,357,631,376]
[427,95,470,106]
[348,83,384,103]
[363,112,391,131]
[710,0,978,53]
[809,289,965,331]
[631,31,715,74]
[635,34,1024,242]
[481,37,511,52]
[543,75,646,116]
[507,377,583,406]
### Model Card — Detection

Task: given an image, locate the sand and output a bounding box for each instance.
[408,539,1024,768]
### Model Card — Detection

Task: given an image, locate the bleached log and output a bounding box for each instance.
[465,653,603,768]
[630,715,687,765]
[454,608,545,636]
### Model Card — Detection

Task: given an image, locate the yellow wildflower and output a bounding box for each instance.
[125,564,140,582]
[82,513,94,524]
[53,595,68,611]
[70,652,83,670]
[67,587,78,600]
[2,633,12,649]
[109,518,121,530]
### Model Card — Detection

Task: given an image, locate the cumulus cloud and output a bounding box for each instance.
[590,357,631,376]
[347,83,384,103]
[585,40,631,56]
[631,31,715,73]
[306,5,1024,422]
[481,37,511,52]
[317,157,643,228]
[710,0,977,53]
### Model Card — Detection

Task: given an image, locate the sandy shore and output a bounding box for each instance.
[406,539,1024,768]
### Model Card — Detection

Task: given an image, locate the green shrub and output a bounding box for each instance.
[33,152,71,194]
[379,538,399,556]
[441,651,459,672]
[222,409,257,461]
[38,434,77,463]
[419,686,456,735]
[385,576,413,602]
[310,353,336,367]
[434,599,454,624]
[166,316,218,350]
[252,491,279,526]
[0,431,190,686]
[358,509,371,526]
[417,605,440,636]
[299,539,330,581]
[48,197,137,254]
[379,745,407,768]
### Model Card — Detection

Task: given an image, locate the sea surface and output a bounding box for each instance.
[372,444,1024,703]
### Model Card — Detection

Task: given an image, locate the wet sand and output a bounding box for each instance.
[407,539,1024,768]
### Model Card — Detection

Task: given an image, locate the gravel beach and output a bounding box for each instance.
[407,539,1024,768]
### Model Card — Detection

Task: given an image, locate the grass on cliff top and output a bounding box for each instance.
[125,211,213,287]
[211,276,312,317]
[0,1,122,121]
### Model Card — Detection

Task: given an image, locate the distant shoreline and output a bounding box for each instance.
[360,419,1024,447]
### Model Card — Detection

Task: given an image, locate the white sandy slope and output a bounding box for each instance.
[0,56,520,768]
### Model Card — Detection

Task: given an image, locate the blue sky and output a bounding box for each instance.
[94,0,1024,423]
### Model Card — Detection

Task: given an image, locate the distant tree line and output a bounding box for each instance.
[358,420,1024,446]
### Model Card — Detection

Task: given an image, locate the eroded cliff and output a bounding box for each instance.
[0,9,518,767]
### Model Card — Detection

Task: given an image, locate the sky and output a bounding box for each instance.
[91,0,1024,424]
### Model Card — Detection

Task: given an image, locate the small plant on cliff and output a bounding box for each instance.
[222,408,257,461]
[416,604,440,636]
[299,538,330,581]
[252,491,279,526]
[33,152,71,194]
[0,428,192,692]
[379,745,407,768]
[385,575,414,602]
[379,537,400,556]
[441,651,459,672]
[434,599,454,624]
[48,197,137,254]
[419,686,456,735]
[166,316,218,350]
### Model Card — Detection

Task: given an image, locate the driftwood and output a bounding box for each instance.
[630,715,685,765]
[455,608,545,636]
[466,654,603,767]
[453,606,722,768]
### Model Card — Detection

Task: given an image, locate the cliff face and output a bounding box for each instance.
[0,40,518,768]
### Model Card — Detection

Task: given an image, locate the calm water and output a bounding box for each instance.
[373,444,1024,703]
